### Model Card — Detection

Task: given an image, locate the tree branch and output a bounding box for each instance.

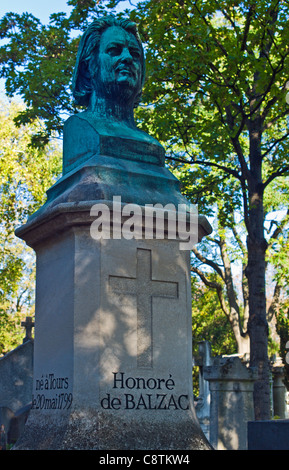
[267,209,289,248]
[230,135,250,180]
[213,0,236,30]
[193,3,228,58]
[219,236,240,316]
[263,107,289,133]
[231,224,246,255]
[165,155,242,181]
[263,164,289,189]
[191,245,224,280]
[241,5,254,52]
[267,282,282,323]
[191,266,230,318]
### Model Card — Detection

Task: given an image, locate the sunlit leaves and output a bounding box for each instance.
[133,0,289,186]
[0,99,61,354]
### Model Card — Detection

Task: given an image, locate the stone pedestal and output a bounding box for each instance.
[195,341,212,441]
[13,143,212,449]
[272,366,287,419]
[204,356,257,450]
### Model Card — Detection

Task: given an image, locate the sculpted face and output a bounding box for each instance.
[90,26,143,102]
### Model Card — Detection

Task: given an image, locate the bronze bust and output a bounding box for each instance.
[63,16,164,175]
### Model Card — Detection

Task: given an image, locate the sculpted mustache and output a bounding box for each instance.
[114,64,136,74]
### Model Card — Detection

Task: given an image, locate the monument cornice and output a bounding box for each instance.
[15,199,211,249]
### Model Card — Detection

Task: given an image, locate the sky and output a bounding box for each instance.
[0,0,73,24]
[0,1,134,96]
[0,0,134,23]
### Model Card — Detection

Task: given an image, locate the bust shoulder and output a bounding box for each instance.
[62,111,165,175]
[73,111,162,147]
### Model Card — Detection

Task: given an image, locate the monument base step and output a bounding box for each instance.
[14,409,212,450]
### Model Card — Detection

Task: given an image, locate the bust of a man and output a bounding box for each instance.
[72,15,144,124]
[63,15,164,175]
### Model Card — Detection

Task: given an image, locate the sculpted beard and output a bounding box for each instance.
[89,56,140,106]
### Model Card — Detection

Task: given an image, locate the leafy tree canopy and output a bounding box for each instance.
[0,99,61,354]
[0,0,120,145]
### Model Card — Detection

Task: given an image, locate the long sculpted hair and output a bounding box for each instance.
[72,15,146,108]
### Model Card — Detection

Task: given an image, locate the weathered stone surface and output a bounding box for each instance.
[0,340,33,414]
[14,212,211,450]
[31,154,190,218]
[15,409,210,450]
[204,356,257,450]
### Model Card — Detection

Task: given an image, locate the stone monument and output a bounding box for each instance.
[14,15,212,450]
[204,356,257,450]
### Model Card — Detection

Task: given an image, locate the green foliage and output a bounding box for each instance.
[191,276,236,357]
[191,275,236,397]
[0,99,61,354]
[0,11,74,146]
[0,1,108,145]
[265,177,289,292]
[132,0,289,185]
[0,1,136,146]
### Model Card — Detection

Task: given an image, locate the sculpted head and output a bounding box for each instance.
[72,16,145,109]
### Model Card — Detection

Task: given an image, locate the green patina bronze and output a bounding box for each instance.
[63,16,165,175]
[25,14,204,219]
[39,15,190,211]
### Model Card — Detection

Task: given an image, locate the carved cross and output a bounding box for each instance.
[109,248,178,368]
[21,316,35,343]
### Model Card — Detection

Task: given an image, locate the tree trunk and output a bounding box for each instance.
[247,233,271,419]
[246,118,271,420]
[235,333,250,356]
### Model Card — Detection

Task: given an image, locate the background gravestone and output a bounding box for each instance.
[204,356,257,450]
[0,324,34,446]
[14,15,212,450]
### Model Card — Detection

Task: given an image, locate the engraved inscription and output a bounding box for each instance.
[31,373,73,410]
[100,372,189,411]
